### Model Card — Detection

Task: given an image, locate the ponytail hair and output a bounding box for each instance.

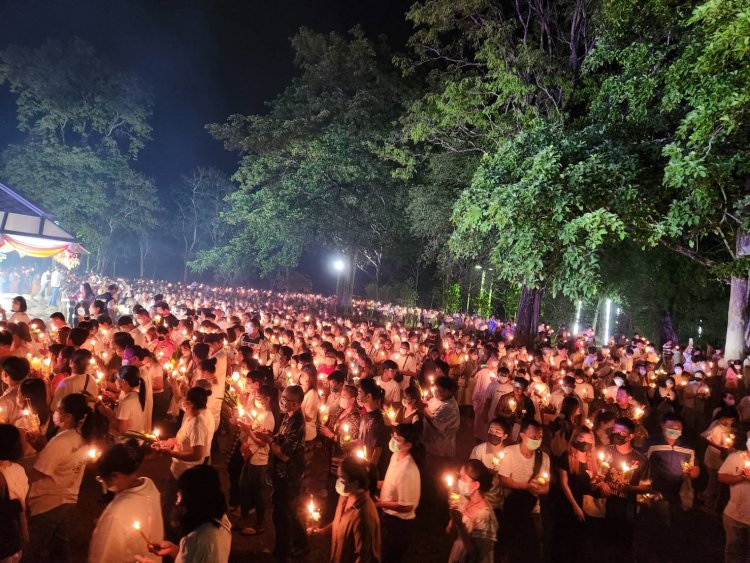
[60,393,94,443]
[117,366,146,410]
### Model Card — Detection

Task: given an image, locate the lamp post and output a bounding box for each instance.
[334,258,345,300]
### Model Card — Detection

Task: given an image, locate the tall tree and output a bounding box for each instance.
[397,0,645,344]
[0,38,157,270]
[168,167,235,281]
[198,27,415,302]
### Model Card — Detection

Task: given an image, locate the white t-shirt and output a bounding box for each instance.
[380,452,420,520]
[301,389,320,441]
[28,428,87,516]
[719,452,750,525]
[737,395,750,424]
[0,462,29,507]
[115,391,146,437]
[375,377,402,405]
[53,373,100,407]
[497,443,550,512]
[170,411,211,479]
[176,514,232,563]
[247,411,275,466]
[87,477,164,563]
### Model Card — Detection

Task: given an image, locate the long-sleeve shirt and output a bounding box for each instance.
[330,490,381,563]
[271,410,305,485]
[422,397,460,457]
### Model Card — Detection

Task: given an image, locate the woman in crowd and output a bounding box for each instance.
[98,366,147,439]
[376,423,423,563]
[139,465,231,563]
[0,296,30,325]
[0,424,28,559]
[88,439,164,563]
[554,425,598,562]
[309,456,381,563]
[401,386,423,426]
[25,393,93,563]
[236,383,276,536]
[14,378,50,469]
[447,458,498,563]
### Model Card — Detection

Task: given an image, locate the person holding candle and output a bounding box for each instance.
[718,429,750,563]
[266,382,307,558]
[497,418,550,563]
[137,465,231,563]
[299,364,321,486]
[700,406,739,515]
[97,366,147,440]
[496,377,534,442]
[553,425,599,563]
[400,386,423,427]
[375,360,402,409]
[88,439,164,563]
[447,459,498,563]
[642,412,700,561]
[469,417,507,553]
[14,378,50,467]
[376,423,422,563]
[0,296,30,325]
[357,378,390,478]
[599,417,649,563]
[0,424,28,559]
[0,356,29,425]
[25,393,93,563]
[236,384,276,536]
[52,349,100,408]
[308,455,381,563]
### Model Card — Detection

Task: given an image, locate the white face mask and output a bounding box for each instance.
[52,410,62,427]
[388,437,400,453]
[335,478,350,497]
[457,480,473,497]
[339,397,351,410]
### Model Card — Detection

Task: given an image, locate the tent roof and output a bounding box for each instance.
[0,181,79,243]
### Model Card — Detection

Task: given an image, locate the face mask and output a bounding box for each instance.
[664,428,682,440]
[746,439,750,451]
[526,438,542,451]
[388,438,400,453]
[615,377,625,386]
[487,434,503,446]
[52,410,62,427]
[612,433,628,446]
[335,478,350,497]
[562,386,573,394]
[339,397,351,410]
[498,376,509,384]
[674,368,682,375]
[726,398,735,406]
[573,441,593,452]
[457,480,473,498]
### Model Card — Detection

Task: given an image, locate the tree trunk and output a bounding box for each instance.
[660,311,678,347]
[591,297,604,336]
[725,229,750,360]
[515,285,543,349]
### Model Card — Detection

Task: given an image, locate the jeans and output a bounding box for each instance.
[271,476,307,559]
[240,462,266,526]
[48,287,60,307]
[24,503,74,563]
[724,513,750,563]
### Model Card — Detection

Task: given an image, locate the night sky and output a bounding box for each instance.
[0,0,414,186]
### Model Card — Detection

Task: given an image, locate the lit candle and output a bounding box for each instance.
[307,495,321,522]
[132,521,151,544]
[356,446,368,460]
[342,423,351,442]
[88,448,100,461]
[386,407,396,422]
[537,471,550,485]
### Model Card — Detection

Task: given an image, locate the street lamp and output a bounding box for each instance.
[333,258,345,299]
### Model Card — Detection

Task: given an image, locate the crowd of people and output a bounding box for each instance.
[0,273,748,563]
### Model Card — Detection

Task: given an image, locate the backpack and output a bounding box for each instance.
[0,471,23,558]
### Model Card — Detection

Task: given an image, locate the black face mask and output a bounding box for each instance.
[487,434,503,446]
[573,441,593,452]
[612,433,628,446]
